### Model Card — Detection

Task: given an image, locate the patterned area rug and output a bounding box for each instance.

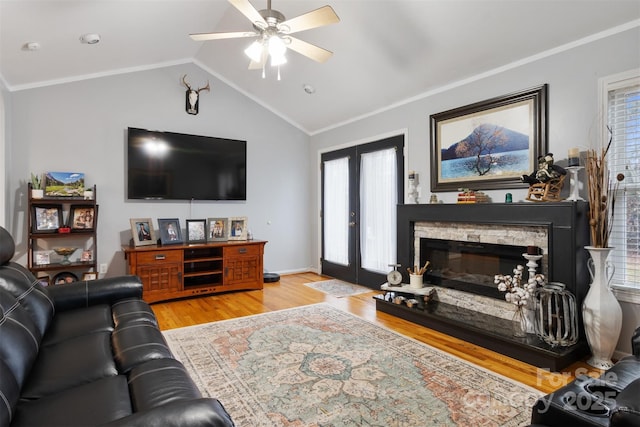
[303,279,373,297]
[163,304,541,426]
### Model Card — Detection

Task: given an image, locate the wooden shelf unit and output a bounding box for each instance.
[123,240,266,303]
[27,184,98,284]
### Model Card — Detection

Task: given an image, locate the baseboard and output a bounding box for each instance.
[267,267,317,276]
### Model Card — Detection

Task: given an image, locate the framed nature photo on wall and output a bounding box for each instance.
[186,219,207,243]
[229,217,248,240]
[157,218,183,245]
[130,218,156,246]
[430,84,547,191]
[207,217,228,241]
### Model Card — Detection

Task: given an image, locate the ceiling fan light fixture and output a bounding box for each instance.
[267,35,287,65]
[244,40,264,62]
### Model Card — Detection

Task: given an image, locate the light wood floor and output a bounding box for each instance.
[151,272,602,394]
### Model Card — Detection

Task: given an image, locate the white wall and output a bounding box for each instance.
[6,63,311,276]
[309,27,640,355]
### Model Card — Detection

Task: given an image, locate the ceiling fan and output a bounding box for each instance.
[190,0,340,77]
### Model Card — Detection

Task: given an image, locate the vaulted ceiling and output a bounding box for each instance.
[1,0,638,134]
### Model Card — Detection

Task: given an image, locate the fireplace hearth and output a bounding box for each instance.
[375,201,591,371]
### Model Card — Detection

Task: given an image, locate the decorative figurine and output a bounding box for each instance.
[521,153,567,185]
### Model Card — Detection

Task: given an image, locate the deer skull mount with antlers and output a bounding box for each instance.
[182,75,210,115]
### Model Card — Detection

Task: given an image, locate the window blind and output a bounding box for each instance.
[607,81,640,290]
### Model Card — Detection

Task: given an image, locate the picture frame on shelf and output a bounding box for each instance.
[430,84,547,192]
[228,217,248,240]
[70,205,96,231]
[37,275,50,287]
[130,218,156,246]
[44,172,85,197]
[34,250,51,265]
[207,217,228,241]
[82,272,98,281]
[32,205,63,233]
[157,218,183,245]
[53,271,78,285]
[186,219,207,243]
[81,250,93,262]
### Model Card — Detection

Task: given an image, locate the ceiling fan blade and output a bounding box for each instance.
[190,31,255,41]
[229,0,267,26]
[287,36,333,63]
[280,6,340,34]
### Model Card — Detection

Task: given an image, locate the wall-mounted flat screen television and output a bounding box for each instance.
[127,127,247,201]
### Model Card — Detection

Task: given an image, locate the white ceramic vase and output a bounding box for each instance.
[582,246,622,369]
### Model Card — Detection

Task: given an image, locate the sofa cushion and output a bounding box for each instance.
[0,358,20,427]
[12,375,132,427]
[41,304,113,347]
[111,323,174,373]
[611,377,640,427]
[112,298,158,327]
[0,262,54,337]
[0,288,40,387]
[21,331,118,399]
[128,358,202,411]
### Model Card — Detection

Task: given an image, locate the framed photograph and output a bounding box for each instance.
[37,275,50,287]
[70,205,96,231]
[52,271,78,285]
[130,218,156,246]
[157,218,183,245]
[186,219,207,243]
[430,84,547,191]
[34,250,51,265]
[207,217,228,241]
[44,172,85,197]
[82,272,98,281]
[32,205,63,233]
[81,250,93,262]
[229,217,248,240]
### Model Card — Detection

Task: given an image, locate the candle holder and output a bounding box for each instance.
[522,253,543,281]
[565,166,584,202]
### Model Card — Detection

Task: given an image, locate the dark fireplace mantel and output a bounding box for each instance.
[379,201,592,370]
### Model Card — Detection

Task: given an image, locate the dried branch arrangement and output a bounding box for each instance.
[585,127,624,248]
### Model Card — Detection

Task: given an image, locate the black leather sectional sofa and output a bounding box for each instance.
[530,327,640,427]
[0,226,235,426]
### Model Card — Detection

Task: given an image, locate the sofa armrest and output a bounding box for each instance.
[102,398,235,427]
[47,275,143,311]
[632,326,640,357]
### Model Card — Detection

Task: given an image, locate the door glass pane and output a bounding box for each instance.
[323,157,349,266]
[360,148,397,273]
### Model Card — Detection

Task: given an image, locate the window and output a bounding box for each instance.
[602,70,640,303]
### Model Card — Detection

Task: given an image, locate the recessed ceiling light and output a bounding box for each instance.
[23,42,41,51]
[79,33,101,44]
[303,84,315,95]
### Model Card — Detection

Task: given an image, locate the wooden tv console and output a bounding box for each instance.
[122,240,266,303]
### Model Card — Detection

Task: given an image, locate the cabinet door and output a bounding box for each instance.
[223,245,260,286]
[135,251,182,299]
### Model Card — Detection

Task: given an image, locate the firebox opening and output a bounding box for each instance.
[420,238,534,299]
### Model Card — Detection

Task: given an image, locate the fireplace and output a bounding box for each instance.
[419,238,529,300]
[375,201,591,370]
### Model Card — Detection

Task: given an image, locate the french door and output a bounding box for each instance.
[321,135,404,287]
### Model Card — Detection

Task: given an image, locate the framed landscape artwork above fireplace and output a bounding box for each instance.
[430,84,548,191]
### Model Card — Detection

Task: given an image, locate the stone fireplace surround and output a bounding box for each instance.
[380,201,592,370]
[414,221,549,321]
